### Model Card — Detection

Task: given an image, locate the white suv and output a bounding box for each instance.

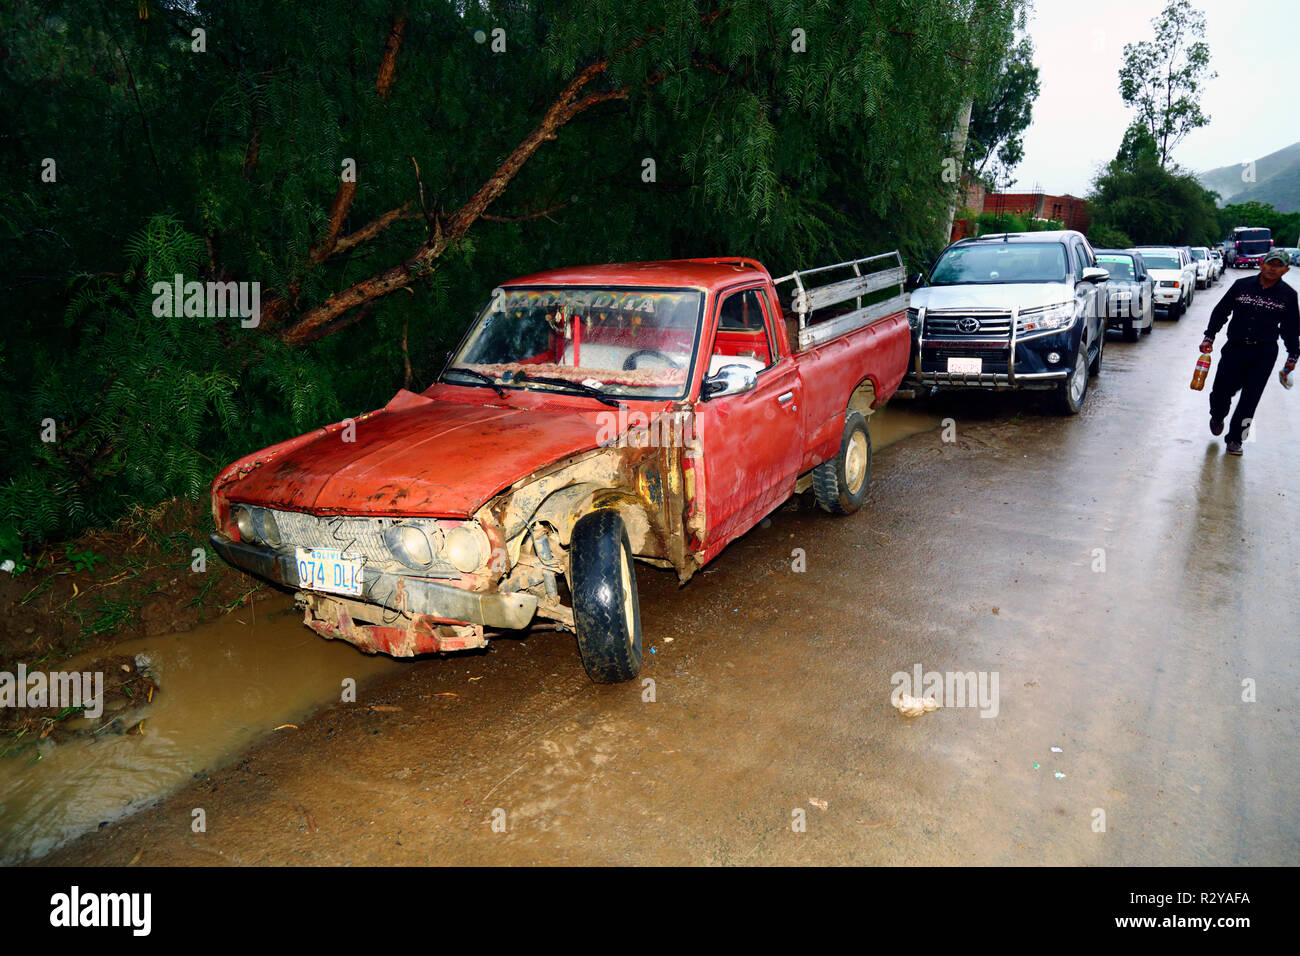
[1189,247,1213,288]
[1132,246,1196,319]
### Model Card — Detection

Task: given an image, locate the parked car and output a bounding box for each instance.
[1189,246,1213,288]
[210,254,912,683]
[1209,248,1224,279]
[904,230,1108,415]
[1094,249,1154,341]
[1132,245,1195,319]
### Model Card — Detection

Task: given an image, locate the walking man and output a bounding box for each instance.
[1200,248,1299,455]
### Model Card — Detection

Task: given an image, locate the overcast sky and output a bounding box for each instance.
[1012,0,1300,196]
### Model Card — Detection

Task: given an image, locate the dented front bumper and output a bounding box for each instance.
[209,533,539,654]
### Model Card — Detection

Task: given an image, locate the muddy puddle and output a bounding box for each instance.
[0,597,401,864]
[868,404,941,449]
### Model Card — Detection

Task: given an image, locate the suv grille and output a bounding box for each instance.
[923,311,1013,337]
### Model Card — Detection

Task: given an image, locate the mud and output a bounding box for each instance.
[28,270,1300,866]
[1,598,398,864]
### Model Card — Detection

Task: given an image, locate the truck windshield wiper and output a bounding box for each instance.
[512,371,624,408]
[443,366,506,398]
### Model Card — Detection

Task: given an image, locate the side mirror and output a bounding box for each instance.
[905,272,925,292]
[702,364,758,400]
[1080,267,1109,284]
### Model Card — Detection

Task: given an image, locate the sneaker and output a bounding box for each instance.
[1226,440,1243,456]
[1210,417,1224,436]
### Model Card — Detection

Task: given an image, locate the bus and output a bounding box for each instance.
[1224,226,1273,269]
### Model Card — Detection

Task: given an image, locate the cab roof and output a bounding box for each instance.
[501,258,774,294]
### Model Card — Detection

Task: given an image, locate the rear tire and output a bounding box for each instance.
[813,410,871,515]
[569,510,642,683]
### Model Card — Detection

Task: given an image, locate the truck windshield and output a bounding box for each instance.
[446,286,704,399]
[930,242,1067,285]
[1096,255,1135,280]
[1235,229,1271,254]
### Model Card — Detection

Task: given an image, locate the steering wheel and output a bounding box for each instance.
[623,349,680,370]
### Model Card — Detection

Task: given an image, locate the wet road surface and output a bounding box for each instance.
[29,270,1300,866]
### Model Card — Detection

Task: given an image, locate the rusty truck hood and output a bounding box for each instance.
[225,389,612,516]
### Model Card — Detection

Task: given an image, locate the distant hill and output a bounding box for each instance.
[1197,141,1300,212]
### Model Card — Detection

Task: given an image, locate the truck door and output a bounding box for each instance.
[692,285,804,558]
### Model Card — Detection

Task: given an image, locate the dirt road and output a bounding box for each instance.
[32,270,1300,866]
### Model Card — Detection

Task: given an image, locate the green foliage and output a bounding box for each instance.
[974,211,1028,234]
[1088,128,1220,246]
[1118,0,1215,169]
[1087,224,1135,250]
[1,0,1031,548]
[63,545,104,573]
[1,214,341,546]
[966,36,1040,184]
[1217,202,1300,247]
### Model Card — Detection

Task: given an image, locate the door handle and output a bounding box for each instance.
[777,391,794,404]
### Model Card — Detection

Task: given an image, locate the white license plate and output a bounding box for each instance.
[947,357,983,374]
[295,547,364,597]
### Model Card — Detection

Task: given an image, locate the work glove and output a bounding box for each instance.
[1199,338,1214,354]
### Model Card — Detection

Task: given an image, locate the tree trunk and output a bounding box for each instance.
[941,95,974,246]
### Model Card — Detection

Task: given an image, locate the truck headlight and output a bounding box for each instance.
[233,505,255,542]
[232,505,280,547]
[1017,302,1075,334]
[384,523,436,570]
[444,526,486,573]
[906,308,920,329]
[257,509,281,548]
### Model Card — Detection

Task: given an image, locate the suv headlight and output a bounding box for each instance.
[1017,302,1075,334]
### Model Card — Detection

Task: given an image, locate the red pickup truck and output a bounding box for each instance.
[210,254,911,682]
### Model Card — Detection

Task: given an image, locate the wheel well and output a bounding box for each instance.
[533,483,657,556]
[848,378,878,419]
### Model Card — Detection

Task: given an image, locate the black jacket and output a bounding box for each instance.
[1204,275,1300,361]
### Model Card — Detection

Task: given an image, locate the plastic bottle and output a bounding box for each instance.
[1190,353,1211,391]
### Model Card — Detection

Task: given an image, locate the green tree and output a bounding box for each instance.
[1,0,1030,548]
[1086,224,1134,250]
[965,36,1040,184]
[1118,0,1216,169]
[1217,201,1300,246]
[1087,126,1219,246]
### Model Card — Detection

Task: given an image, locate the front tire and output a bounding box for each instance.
[1054,349,1089,415]
[569,510,642,683]
[813,410,871,515]
[1123,319,1140,342]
